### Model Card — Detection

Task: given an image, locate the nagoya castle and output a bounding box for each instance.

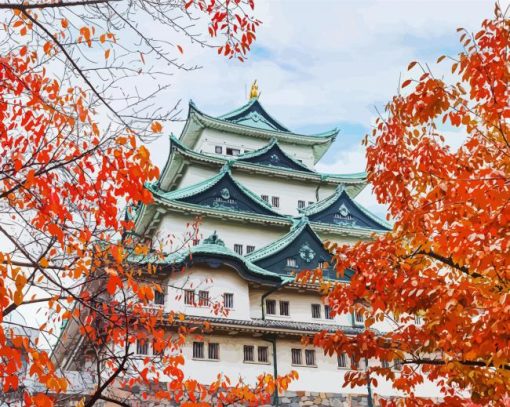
[134,81,402,406]
[54,82,439,405]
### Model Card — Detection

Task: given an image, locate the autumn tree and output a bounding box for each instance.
[304,3,509,406]
[0,0,296,405]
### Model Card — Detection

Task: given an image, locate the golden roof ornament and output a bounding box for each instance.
[249,80,259,99]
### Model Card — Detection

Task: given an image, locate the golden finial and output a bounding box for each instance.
[249,80,259,99]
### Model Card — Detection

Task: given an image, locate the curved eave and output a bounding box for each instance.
[159,138,367,197]
[166,315,370,337]
[183,103,337,163]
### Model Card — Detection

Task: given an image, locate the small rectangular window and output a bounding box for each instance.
[198,290,209,307]
[325,305,333,320]
[279,301,289,316]
[136,340,148,355]
[286,258,297,268]
[193,342,204,359]
[354,310,364,325]
[291,348,302,365]
[266,299,276,315]
[184,290,194,305]
[244,345,254,362]
[226,147,240,156]
[337,353,347,368]
[154,290,165,305]
[381,359,390,369]
[394,358,402,371]
[261,195,269,203]
[258,346,268,363]
[415,315,422,325]
[208,343,219,360]
[298,200,305,209]
[246,245,255,254]
[271,196,280,208]
[350,357,359,370]
[311,304,321,319]
[224,293,234,309]
[234,244,243,255]
[305,349,316,366]
[215,146,223,154]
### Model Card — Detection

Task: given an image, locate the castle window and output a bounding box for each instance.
[394,358,403,371]
[198,290,209,307]
[286,258,297,268]
[279,301,289,316]
[223,293,234,309]
[381,359,390,369]
[325,305,333,320]
[226,147,240,156]
[415,315,423,325]
[261,195,269,203]
[184,290,194,305]
[136,340,148,355]
[234,244,243,255]
[246,245,255,254]
[265,299,276,315]
[215,146,223,154]
[258,346,268,363]
[311,304,321,319]
[337,353,347,368]
[208,343,220,360]
[305,349,316,366]
[193,342,204,359]
[154,290,165,306]
[354,310,364,325]
[244,345,254,362]
[298,200,305,209]
[350,357,359,370]
[271,196,280,208]
[291,349,302,365]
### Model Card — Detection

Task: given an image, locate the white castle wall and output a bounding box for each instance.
[196,127,316,168]
[156,212,287,253]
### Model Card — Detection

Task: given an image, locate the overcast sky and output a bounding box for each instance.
[145,0,500,218]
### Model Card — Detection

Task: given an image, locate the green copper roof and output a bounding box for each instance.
[147,164,285,218]
[300,185,392,230]
[128,231,288,283]
[217,97,291,132]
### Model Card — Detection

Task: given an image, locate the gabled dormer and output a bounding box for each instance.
[147,165,285,218]
[236,138,314,172]
[300,186,391,231]
[218,97,290,132]
[247,218,350,280]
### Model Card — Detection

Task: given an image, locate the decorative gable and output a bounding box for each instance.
[237,139,314,172]
[303,187,391,231]
[247,219,350,280]
[218,98,290,132]
[149,167,284,218]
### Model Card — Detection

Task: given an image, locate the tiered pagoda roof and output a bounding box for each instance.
[159,135,367,196]
[179,99,338,164]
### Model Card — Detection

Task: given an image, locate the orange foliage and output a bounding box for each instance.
[305,5,510,406]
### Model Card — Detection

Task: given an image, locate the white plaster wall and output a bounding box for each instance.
[196,128,316,168]
[149,334,443,398]
[155,212,286,253]
[163,265,251,320]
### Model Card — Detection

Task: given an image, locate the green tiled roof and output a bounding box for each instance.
[246,217,312,262]
[147,163,284,217]
[128,232,288,283]
[301,185,392,230]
